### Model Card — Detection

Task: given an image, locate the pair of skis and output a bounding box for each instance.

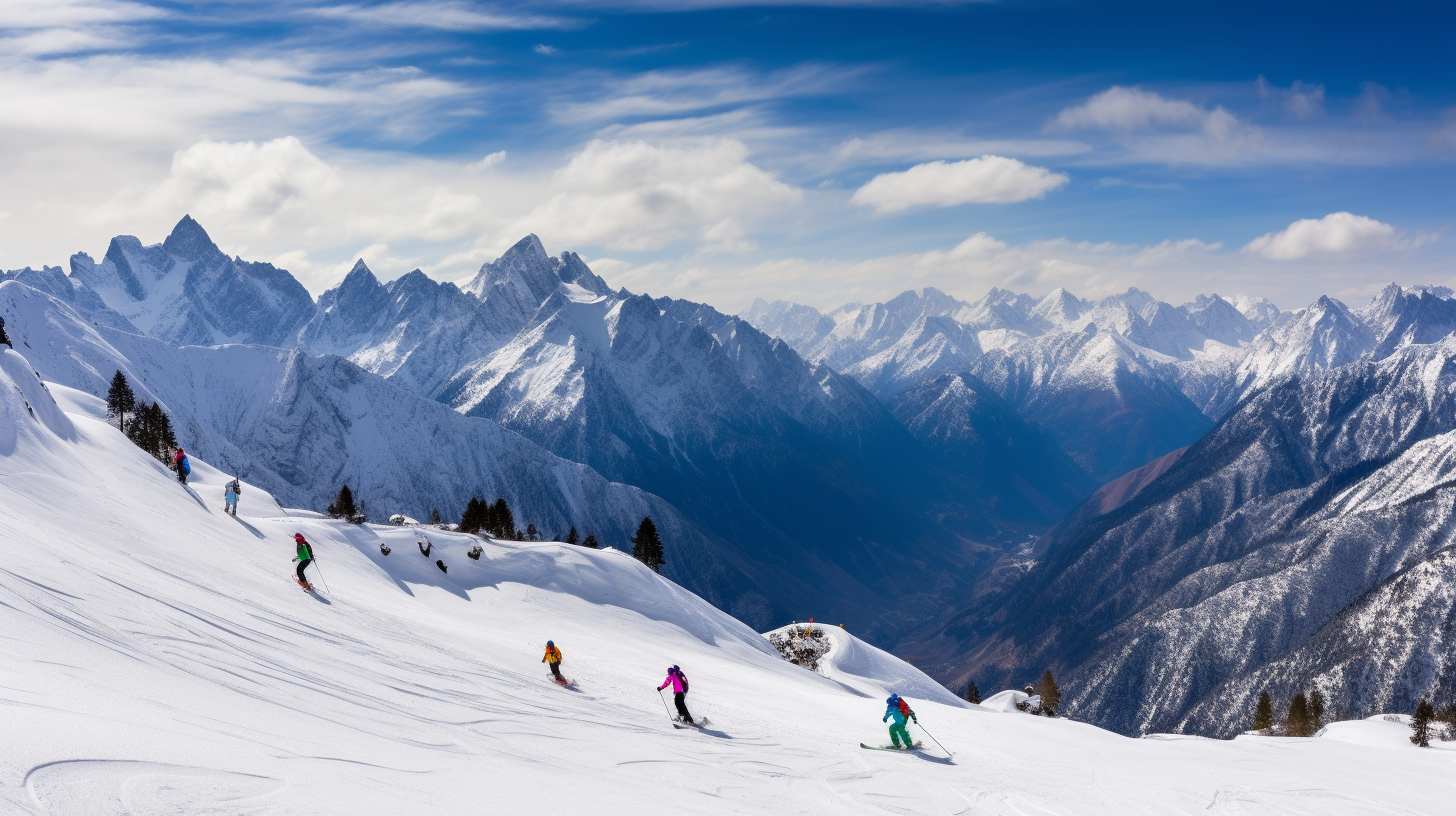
[859,741,923,751]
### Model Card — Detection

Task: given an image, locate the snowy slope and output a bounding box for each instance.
[0,280,740,608]
[3,345,1454,815]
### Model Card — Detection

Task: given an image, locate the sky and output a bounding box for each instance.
[1,0,1453,313]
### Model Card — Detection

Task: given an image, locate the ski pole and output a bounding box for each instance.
[915,721,952,758]
[313,555,332,595]
[657,688,674,721]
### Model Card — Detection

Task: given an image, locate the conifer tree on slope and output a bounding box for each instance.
[106,370,136,432]
[328,484,358,520]
[489,498,514,539]
[1308,689,1326,731]
[564,526,579,546]
[460,496,487,534]
[965,682,981,705]
[1285,693,1312,737]
[1037,670,1061,717]
[0,316,10,347]
[632,516,665,573]
[1252,691,1275,732]
[1410,698,1434,747]
[582,533,600,549]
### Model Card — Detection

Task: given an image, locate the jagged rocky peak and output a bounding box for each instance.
[160,214,224,261]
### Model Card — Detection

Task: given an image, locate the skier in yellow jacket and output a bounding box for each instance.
[542,640,565,683]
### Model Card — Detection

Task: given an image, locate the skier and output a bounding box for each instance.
[223,477,241,516]
[292,532,316,590]
[173,447,190,484]
[882,693,918,750]
[657,665,693,724]
[542,640,565,683]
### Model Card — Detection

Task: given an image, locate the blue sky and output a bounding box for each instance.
[2,0,1453,310]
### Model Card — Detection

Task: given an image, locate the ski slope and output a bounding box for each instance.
[2,346,1454,815]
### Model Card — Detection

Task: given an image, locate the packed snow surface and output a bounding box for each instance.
[2,347,1454,814]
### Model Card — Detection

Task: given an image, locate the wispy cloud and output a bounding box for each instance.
[304,2,577,31]
[549,64,856,123]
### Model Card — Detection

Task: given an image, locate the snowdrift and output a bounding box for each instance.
[3,344,1455,814]
[763,623,965,706]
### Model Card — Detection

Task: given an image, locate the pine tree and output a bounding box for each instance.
[429,507,442,525]
[460,496,487,534]
[105,370,136,431]
[1037,670,1061,717]
[564,526,579,546]
[0,316,10,347]
[1252,691,1274,732]
[125,401,178,463]
[965,682,981,705]
[582,533,600,549]
[632,516,665,572]
[1308,689,1326,731]
[327,484,358,519]
[526,523,538,541]
[1285,693,1312,737]
[489,498,514,538]
[1411,698,1434,747]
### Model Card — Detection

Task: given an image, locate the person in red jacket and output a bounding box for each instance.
[172,448,190,484]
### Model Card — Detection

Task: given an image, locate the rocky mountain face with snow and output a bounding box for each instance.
[6,217,1099,635]
[921,337,1456,736]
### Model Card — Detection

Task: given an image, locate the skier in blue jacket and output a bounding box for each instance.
[883,693,917,749]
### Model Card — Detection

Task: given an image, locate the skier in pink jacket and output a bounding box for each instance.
[657,665,694,724]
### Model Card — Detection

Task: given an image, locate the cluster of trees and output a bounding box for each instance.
[459,496,520,538]
[964,682,981,705]
[1251,688,1328,736]
[560,527,600,549]
[453,499,660,570]
[1409,698,1456,748]
[327,484,366,524]
[0,316,10,347]
[106,371,178,464]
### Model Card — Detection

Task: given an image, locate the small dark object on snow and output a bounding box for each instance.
[418,539,432,557]
[467,544,482,560]
[380,543,391,556]
[436,559,448,573]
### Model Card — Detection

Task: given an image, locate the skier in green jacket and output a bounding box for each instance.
[293,533,315,590]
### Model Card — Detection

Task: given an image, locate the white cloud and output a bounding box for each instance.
[131,137,341,229]
[850,155,1067,214]
[470,150,508,170]
[1051,86,1211,131]
[515,138,802,251]
[305,2,574,31]
[0,0,165,28]
[534,43,560,56]
[1256,77,1325,120]
[1244,212,1400,260]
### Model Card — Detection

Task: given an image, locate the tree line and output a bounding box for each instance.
[327,484,668,573]
[106,371,180,464]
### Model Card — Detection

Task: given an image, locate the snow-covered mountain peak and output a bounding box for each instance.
[1032,287,1088,324]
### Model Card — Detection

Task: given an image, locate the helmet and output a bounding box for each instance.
[546,640,554,647]
[886,694,899,704]
[671,665,680,673]
[294,533,306,543]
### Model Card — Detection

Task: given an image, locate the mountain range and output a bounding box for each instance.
[7,215,1456,737]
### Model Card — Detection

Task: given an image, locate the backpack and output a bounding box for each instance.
[232,481,242,495]
[677,670,689,693]
[897,698,911,717]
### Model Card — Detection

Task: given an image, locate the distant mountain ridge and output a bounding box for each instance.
[2,216,1093,635]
